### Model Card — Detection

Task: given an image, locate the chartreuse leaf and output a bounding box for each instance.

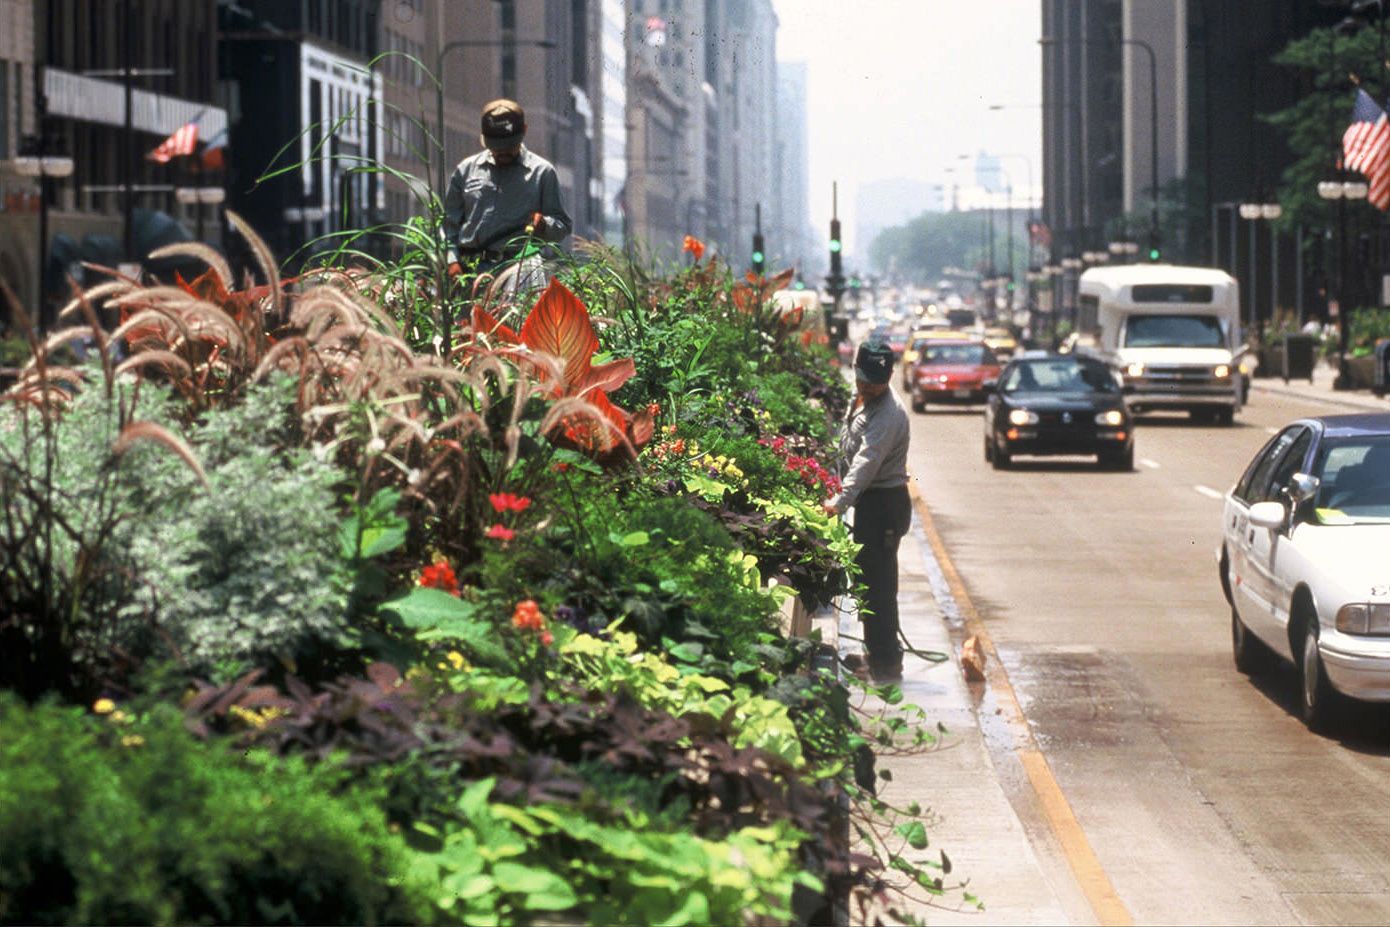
[492,861,579,910]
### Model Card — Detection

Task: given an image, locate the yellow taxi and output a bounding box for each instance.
[982,326,1020,360]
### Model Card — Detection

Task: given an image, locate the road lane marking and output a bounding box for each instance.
[1194,485,1224,500]
[907,481,1134,927]
[1140,458,1160,469]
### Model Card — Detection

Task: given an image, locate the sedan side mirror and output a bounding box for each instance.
[982,377,999,392]
[1248,500,1288,531]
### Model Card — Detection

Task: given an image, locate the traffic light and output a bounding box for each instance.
[1148,247,1161,262]
[827,218,844,296]
[752,232,765,276]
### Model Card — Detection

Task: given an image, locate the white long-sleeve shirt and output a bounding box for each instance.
[827,387,910,515]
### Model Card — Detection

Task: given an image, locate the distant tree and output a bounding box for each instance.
[869,209,1028,283]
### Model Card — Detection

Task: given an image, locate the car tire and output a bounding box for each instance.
[911,394,926,414]
[1231,607,1275,676]
[1297,619,1337,732]
[984,435,994,463]
[991,444,1011,470]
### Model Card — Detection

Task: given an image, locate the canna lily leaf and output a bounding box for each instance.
[519,278,599,387]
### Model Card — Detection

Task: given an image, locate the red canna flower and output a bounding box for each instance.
[486,524,516,541]
[488,493,532,513]
[682,234,705,261]
[419,560,459,595]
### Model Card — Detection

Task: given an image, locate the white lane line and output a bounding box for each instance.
[1140,457,1160,469]
[1194,484,1224,499]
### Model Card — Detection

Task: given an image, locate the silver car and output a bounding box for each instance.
[1218,413,1390,731]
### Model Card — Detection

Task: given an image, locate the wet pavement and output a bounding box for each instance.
[814,359,1386,926]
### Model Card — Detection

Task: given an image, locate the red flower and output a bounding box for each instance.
[682,234,705,261]
[419,560,459,595]
[486,524,516,541]
[488,493,532,513]
[511,599,545,631]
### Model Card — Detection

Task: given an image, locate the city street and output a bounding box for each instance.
[895,384,1390,925]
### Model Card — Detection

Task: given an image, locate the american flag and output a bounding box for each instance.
[1342,88,1390,209]
[146,118,200,163]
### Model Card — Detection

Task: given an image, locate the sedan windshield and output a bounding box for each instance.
[1313,438,1390,522]
[920,343,994,365]
[1002,359,1118,393]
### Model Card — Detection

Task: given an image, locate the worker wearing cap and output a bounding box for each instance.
[826,340,912,683]
[443,98,571,296]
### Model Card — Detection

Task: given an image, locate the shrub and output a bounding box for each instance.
[0,693,433,925]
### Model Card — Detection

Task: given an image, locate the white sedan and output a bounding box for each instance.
[1218,413,1390,731]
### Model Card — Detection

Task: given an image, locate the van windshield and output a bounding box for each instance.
[1122,313,1225,348]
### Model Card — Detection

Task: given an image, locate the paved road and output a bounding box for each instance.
[901,386,1390,925]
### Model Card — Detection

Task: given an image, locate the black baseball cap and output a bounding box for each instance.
[481,98,525,151]
[854,341,895,384]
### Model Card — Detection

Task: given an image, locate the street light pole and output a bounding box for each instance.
[1120,38,1160,259]
[433,37,557,202]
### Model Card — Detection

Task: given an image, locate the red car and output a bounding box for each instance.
[905,339,1001,412]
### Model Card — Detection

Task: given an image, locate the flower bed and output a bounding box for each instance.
[0,223,972,925]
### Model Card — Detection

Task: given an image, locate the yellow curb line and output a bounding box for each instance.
[907,478,1133,927]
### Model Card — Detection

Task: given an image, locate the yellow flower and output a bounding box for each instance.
[93,698,116,715]
[120,735,145,748]
[447,651,467,670]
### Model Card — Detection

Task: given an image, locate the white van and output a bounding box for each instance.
[1077,264,1244,424]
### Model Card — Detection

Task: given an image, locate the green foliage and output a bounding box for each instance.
[417,785,811,926]
[0,372,365,693]
[0,693,433,926]
[1349,306,1390,354]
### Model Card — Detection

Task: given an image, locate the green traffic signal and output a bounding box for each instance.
[1148,248,1161,261]
[829,239,841,253]
[752,250,764,263]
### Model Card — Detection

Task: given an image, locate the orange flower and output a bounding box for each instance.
[682,234,705,261]
[511,599,544,630]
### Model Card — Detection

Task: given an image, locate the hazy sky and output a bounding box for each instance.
[776,1,1043,253]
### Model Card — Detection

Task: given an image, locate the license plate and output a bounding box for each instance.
[953,388,973,398]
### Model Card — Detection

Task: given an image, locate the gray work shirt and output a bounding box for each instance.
[442,145,572,265]
[828,387,910,514]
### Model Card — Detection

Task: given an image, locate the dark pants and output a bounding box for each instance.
[851,484,911,668]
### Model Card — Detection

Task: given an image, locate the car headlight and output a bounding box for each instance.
[1213,364,1231,378]
[1008,409,1038,426]
[1094,409,1125,426]
[1125,362,1144,377]
[1335,603,1390,636]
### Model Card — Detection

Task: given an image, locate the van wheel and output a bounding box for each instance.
[1216,407,1235,426]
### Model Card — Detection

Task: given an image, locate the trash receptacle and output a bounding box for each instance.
[1280,332,1319,383]
[1374,338,1390,397]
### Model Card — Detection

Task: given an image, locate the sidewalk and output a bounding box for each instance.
[1250,357,1388,412]
[815,524,1087,926]
[808,356,1385,926]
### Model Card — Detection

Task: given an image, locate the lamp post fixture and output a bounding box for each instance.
[175,185,227,242]
[13,138,75,333]
[1318,179,1369,386]
[1237,200,1282,333]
